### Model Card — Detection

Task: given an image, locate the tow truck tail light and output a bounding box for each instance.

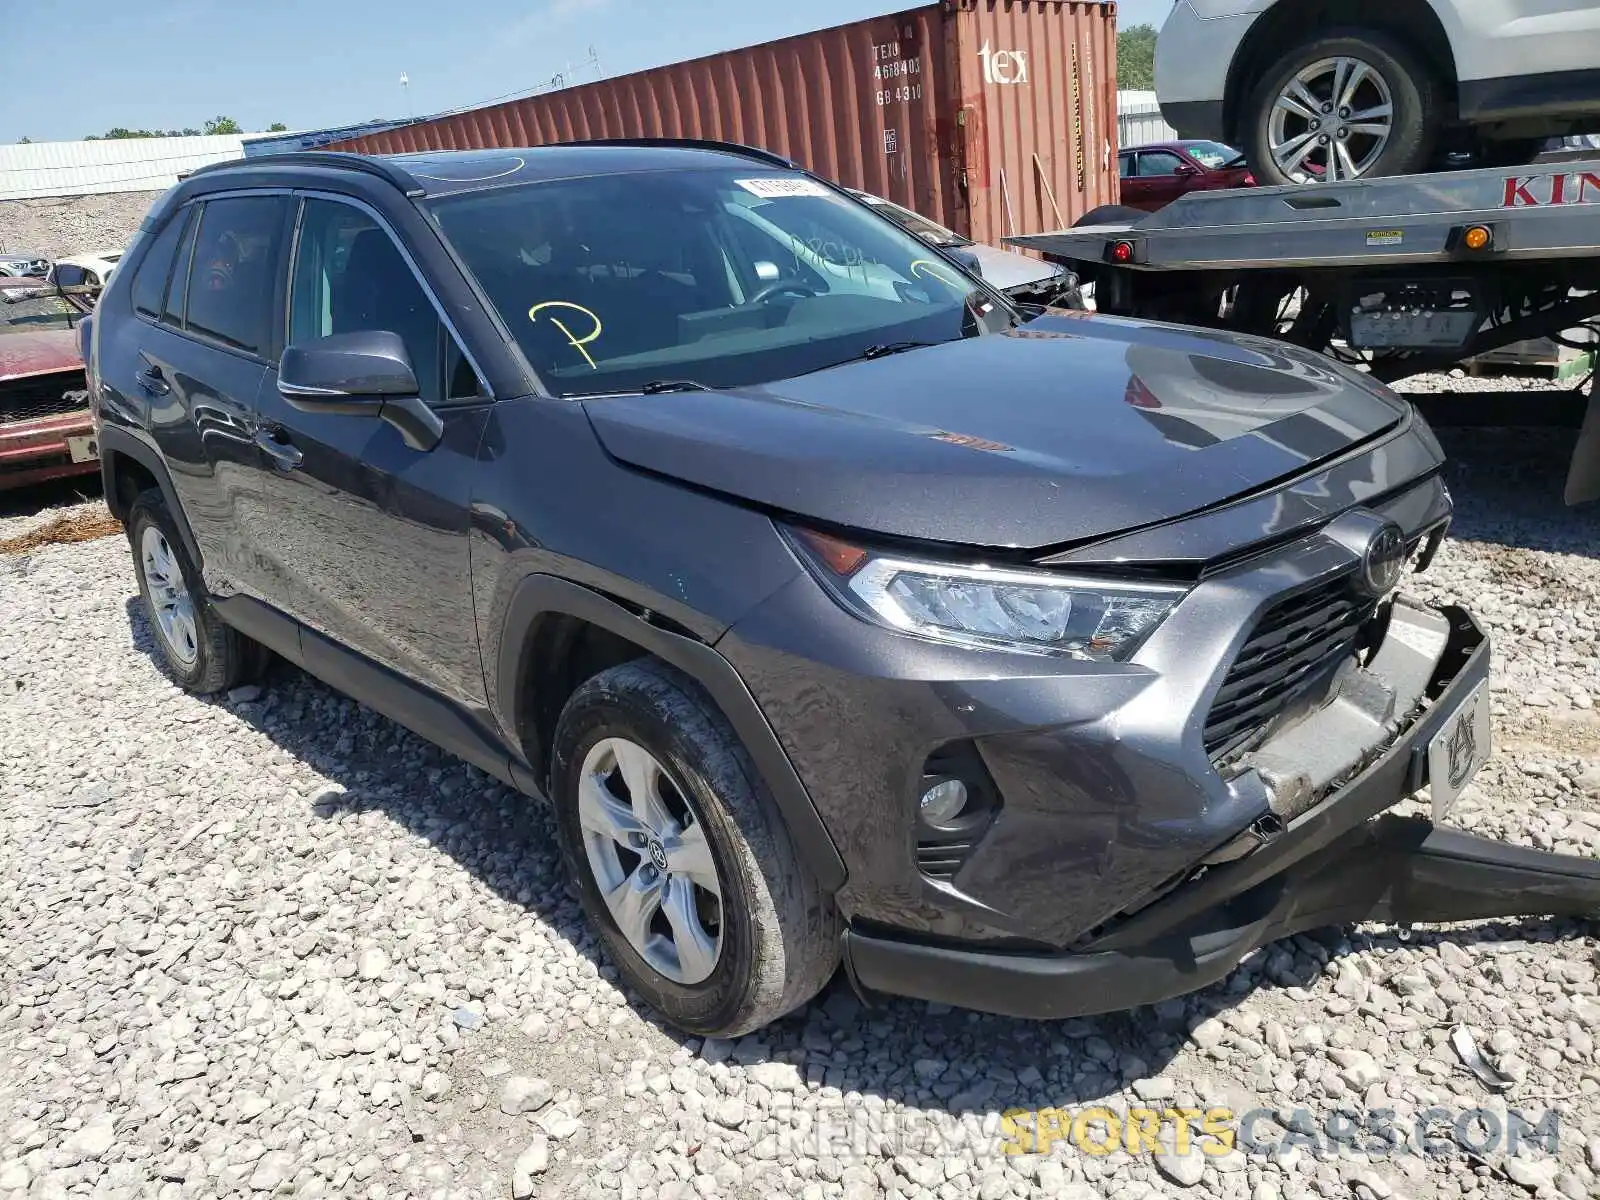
[1450,223,1498,253]
[1110,240,1136,264]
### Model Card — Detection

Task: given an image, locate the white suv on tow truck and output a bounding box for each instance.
[1156,0,1600,185]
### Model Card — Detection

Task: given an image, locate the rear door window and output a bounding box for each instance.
[182,196,288,355]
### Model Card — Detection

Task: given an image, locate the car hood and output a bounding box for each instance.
[0,329,82,382]
[582,311,1409,550]
[967,242,1062,293]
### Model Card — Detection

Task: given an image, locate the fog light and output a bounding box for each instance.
[919,778,969,825]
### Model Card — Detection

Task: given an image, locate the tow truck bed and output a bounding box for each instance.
[1008,159,1600,270]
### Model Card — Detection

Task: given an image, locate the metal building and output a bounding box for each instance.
[0,135,252,202]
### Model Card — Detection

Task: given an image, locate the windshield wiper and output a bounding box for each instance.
[859,340,944,360]
[795,340,949,379]
[639,379,717,394]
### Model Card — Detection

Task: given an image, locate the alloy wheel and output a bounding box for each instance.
[140,526,200,668]
[577,737,724,985]
[1268,56,1395,183]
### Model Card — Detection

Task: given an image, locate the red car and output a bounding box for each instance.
[0,279,95,491]
[1116,140,1255,212]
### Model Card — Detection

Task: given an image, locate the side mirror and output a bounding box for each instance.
[279,330,442,452]
[945,246,984,278]
[280,329,418,399]
[1173,163,1201,178]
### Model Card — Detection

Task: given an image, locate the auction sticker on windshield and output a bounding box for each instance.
[737,178,833,199]
[1428,680,1491,821]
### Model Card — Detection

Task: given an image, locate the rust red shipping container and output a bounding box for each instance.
[323,1,1120,246]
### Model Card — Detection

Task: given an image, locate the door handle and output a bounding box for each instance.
[135,364,171,396]
[254,428,304,471]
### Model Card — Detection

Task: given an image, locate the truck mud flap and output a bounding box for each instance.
[1564,367,1600,506]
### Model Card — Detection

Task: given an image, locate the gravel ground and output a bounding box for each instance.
[0,192,160,263]
[2,417,1599,1200]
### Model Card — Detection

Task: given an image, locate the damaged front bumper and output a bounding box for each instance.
[845,606,1600,1019]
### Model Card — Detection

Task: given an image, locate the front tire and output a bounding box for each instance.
[1243,30,1439,185]
[550,660,841,1037]
[128,488,266,694]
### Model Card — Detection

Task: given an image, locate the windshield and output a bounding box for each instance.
[430,168,1012,397]
[1,290,77,334]
[1183,141,1243,169]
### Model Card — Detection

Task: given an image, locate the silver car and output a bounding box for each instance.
[847,189,1077,305]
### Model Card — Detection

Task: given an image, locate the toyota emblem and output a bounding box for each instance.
[1359,523,1407,598]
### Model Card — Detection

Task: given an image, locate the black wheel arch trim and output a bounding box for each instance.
[495,573,848,892]
[97,424,204,569]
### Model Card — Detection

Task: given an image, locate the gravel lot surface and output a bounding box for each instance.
[2,415,1599,1200]
[0,192,159,263]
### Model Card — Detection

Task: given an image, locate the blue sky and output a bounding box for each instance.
[4,0,1171,144]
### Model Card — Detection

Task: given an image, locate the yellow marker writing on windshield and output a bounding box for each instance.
[528,300,603,370]
[910,260,962,290]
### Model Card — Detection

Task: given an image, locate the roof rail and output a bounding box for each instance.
[186,151,425,197]
[559,138,796,169]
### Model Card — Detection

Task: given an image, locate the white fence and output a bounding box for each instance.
[1117,91,1178,149]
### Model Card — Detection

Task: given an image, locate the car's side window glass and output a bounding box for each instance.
[445,334,483,400]
[183,196,286,355]
[163,208,199,326]
[1117,154,1134,180]
[1137,152,1184,178]
[289,198,453,406]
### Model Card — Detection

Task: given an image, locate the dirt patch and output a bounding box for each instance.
[1499,709,1600,759]
[0,510,122,555]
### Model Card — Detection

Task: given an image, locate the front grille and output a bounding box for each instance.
[1205,571,1376,762]
[1,371,88,424]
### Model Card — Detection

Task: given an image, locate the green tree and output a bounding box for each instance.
[18,136,30,144]
[1117,23,1157,91]
[86,126,200,140]
[203,116,243,135]
[267,122,289,132]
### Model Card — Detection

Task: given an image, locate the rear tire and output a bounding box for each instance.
[127,488,267,695]
[1243,30,1439,186]
[550,660,841,1037]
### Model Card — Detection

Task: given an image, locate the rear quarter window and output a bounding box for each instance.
[132,211,192,318]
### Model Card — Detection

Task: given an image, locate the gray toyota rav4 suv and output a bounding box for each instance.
[85,140,1558,1039]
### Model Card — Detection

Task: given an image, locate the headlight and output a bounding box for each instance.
[787,528,1185,660]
